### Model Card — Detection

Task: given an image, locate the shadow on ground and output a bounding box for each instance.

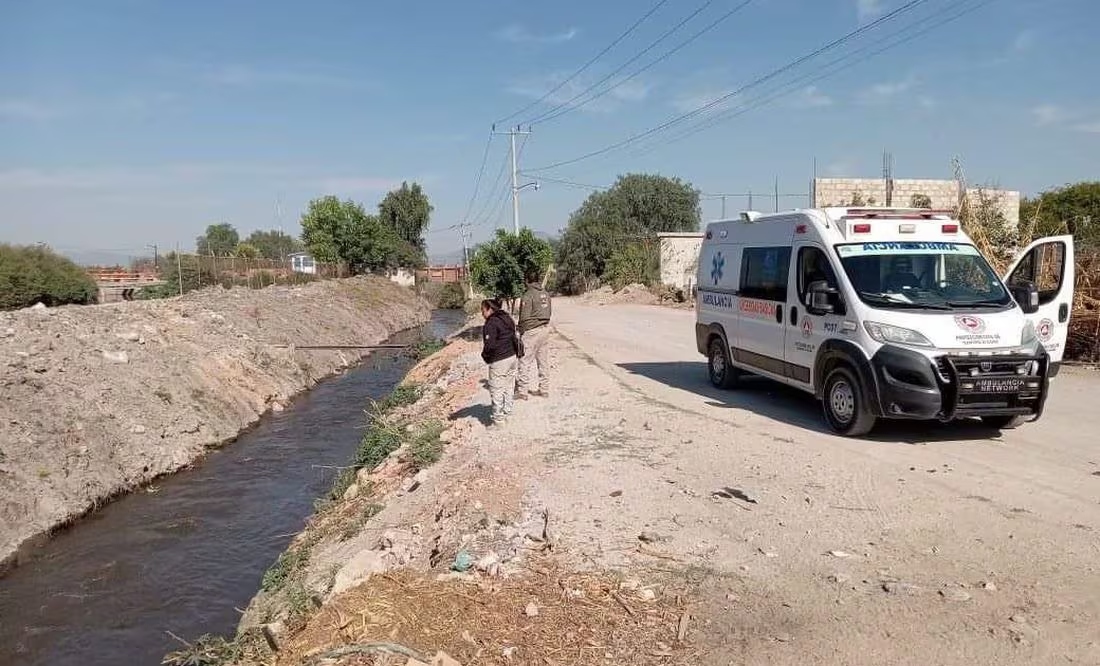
[450,404,492,426]
[618,361,1006,445]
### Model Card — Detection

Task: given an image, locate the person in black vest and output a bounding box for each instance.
[480,299,518,425]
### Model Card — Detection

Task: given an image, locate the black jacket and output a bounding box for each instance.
[482,310,518,364]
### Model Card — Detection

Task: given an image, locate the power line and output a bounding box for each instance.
[526,0,933,172]
[468,143,514,228]
[494,0,671,127]
[523,0,716,126]
[528,174,609,191]
[460,130,494,223]
[532,0,756,126]
[629,0,999,156]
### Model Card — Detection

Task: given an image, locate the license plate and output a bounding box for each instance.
[972,377,1025,393]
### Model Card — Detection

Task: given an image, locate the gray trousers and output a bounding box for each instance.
[488,357,517,421]
[518,326,551,394]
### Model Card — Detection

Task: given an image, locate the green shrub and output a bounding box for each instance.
[372,383,423,414]
[407,420,445,469]
[261,546,310,592]
[605,241,659,290]
[354,424,403,472]
[162,634,244,666]
[0,244,98,310]
[136,283,177,300]
[406,336,446,361]
[436,282,468,309]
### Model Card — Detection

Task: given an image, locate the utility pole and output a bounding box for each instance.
[721,195,727,218]
[147,244,159,269]
[774,177,780,213]
[883,149,894,206]
[459,223,471,275]
[493,125,537,233]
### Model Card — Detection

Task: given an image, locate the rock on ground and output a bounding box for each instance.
[0,277,429,566]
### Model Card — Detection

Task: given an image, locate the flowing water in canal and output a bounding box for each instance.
[0,310,467,665]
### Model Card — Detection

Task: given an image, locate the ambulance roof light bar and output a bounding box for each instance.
[842,208,955,220]
[740,210,762,223]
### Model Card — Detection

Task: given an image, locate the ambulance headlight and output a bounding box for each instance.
[1020,320,1038,347]
[863,321,934,348]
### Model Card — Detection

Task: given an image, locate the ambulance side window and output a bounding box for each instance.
[798,247,845,315]
[740,247,791,301]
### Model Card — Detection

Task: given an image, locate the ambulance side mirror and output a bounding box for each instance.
[806,280,837,315]
[1011,280,1040,314]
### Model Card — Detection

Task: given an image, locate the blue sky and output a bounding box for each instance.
[1,0,1097,264]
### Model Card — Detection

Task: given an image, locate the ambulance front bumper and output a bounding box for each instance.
[869,345,1050,421]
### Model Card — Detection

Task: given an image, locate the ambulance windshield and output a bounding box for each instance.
[836,241,1012,310]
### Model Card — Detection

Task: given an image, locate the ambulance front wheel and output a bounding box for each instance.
[822,366,876,437]
[708,337,740,389]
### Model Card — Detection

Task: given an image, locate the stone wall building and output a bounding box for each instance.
[812,178,1020,226]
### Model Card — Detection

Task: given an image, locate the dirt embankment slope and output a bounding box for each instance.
[222,299,1100,666]
[0,277,430,567]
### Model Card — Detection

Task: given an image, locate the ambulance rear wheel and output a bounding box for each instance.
[708,337,740,389]
[822,366,876,437]
[980,415,1026,430]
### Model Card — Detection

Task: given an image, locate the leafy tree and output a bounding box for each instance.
[195,223,240,256]
[244,229,303,259]
[909,193,932,208]
[470,228,554,300]
[378,181,432,252]
[605,241,659,290]
[299,195,422,273]
[0,244,99,310]
[1021,182,1100,246]
[234,242,261,258]
[556,173,700,294]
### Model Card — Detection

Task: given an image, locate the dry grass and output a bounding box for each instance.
[271,564,696,666]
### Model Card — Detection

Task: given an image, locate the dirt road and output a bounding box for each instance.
[528,300,1100,665]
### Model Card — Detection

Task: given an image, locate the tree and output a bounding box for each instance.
[470,228,554,300]
[244,229,303,259]
[1022,182,1100,246]
[195,223,240,256]
[378,181,432,253]
[605,241,660,290]
[909,193,932,208]
[234,242,261,258]
[299,195,421,273]
[0,244,98,310]
[556,173,700,294]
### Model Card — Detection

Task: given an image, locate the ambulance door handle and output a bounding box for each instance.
[790,307,798,326]
[776,305,783,324]
[1058,303,1069,323]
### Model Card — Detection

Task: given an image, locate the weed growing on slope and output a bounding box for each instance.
[407,419,445,469]
[261,537,315,592]
[371,382,423,414]
[406,336,447,361]
[339,502,385,541]
[162,634,244,666]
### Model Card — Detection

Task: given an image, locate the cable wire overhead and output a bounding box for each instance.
[526,0,934,172]
[530,0,757,126]
[626,0,1001,157]
[523,0,716,126]
[493,0,671,127]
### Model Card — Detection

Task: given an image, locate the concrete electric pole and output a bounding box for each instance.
[493,125,538,233]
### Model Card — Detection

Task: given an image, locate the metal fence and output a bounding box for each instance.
[88,254,346,301]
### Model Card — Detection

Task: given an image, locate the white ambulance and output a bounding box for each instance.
[695,207,1074,436]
